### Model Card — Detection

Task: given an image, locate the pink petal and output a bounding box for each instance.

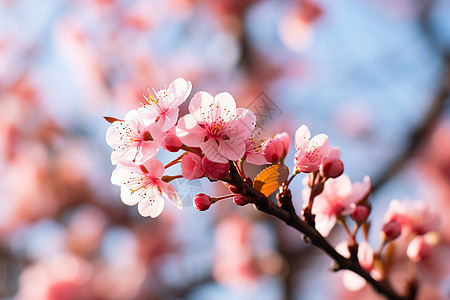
[141,158,165,179]
[245,151,269,165]
[176,114,206,146]
[347,176,371,206]
[230,108,256,139]
[106,126,121,148]
[135,141,160,164]
[201,139,227,163]
[111,164,139,186]
[124,109,142,132]
[214,92,237,121]
[188,91,214,122]
[358,241,374,270]
[138,106,159,126]
[167,78,192,107]
[343,271,366,291]
[335,240,350,258]
[138,197,164,218]
[314,213,336,237]
[218,138,245,162]
[161,182,182,209]
[120,185,141,206]
[294,125,311,150]
[159,107,179,131]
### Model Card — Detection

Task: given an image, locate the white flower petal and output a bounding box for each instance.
[138,197,164,218]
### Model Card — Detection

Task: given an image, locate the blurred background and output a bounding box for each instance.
[1,0,450,299]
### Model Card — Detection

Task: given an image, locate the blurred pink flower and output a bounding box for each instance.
[294,125,330,173]
[304,174,371,236]
[407,236,434,263]
[111,158,182,218]
[17,253,91,300]
[336,240,377,292]
[139,78,192,131]
[176,91,256,163]
[106,109,159,165]
[384,199,440,236]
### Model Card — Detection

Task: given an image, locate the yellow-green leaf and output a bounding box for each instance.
[253,164,289,197]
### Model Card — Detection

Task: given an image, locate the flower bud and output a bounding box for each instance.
[181,153,204,180]
[193,193,211,211]
[162,130,183,152]
[261,132,290,163]
[202,156,229,180]
[233,195,248,206]
[351,205,370,223]
[320,147,344,178]
[382,220,402,241]
[407,236,433,262]
[321,159,344,178]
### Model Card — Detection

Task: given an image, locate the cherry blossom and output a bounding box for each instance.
[303,174,371,237]
[176,91,256,163]
[106,109,159,165]
[384,199,440,236]
[111,158,182,218]
[138,78,192,131]
[294,125,330,173]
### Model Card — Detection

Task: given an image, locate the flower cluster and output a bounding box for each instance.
[106,78,265,217]
[106,78,442,300]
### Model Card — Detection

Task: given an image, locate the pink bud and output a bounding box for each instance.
[407,236,433,262]
[233,195,248,206]
[181,153,204,180]
[321,159,344,178]
[351,205,370,223]
[202,156,229,180]
[382,220,402,240]
[162,130,183,152]
[320,147,344,178]
[193,193,211,211]
[261,132,290,163]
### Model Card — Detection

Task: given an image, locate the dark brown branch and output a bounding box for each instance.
[223,162,412,300]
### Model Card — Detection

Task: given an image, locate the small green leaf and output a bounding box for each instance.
[253,164,289,197]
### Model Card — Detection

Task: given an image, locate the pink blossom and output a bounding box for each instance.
[336,240,375,291]
[106,109,159,165]
[181,153,204,180]
[138,78,192,131]
[407,236,433,262]
[294,125,330,173]
[304,174,371,237]
[176,91,256,163]
[111,158,181,218]
[261,132,290,163]
[384,199,440,236]
[243,132,268,165]
[193,193,211,211]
